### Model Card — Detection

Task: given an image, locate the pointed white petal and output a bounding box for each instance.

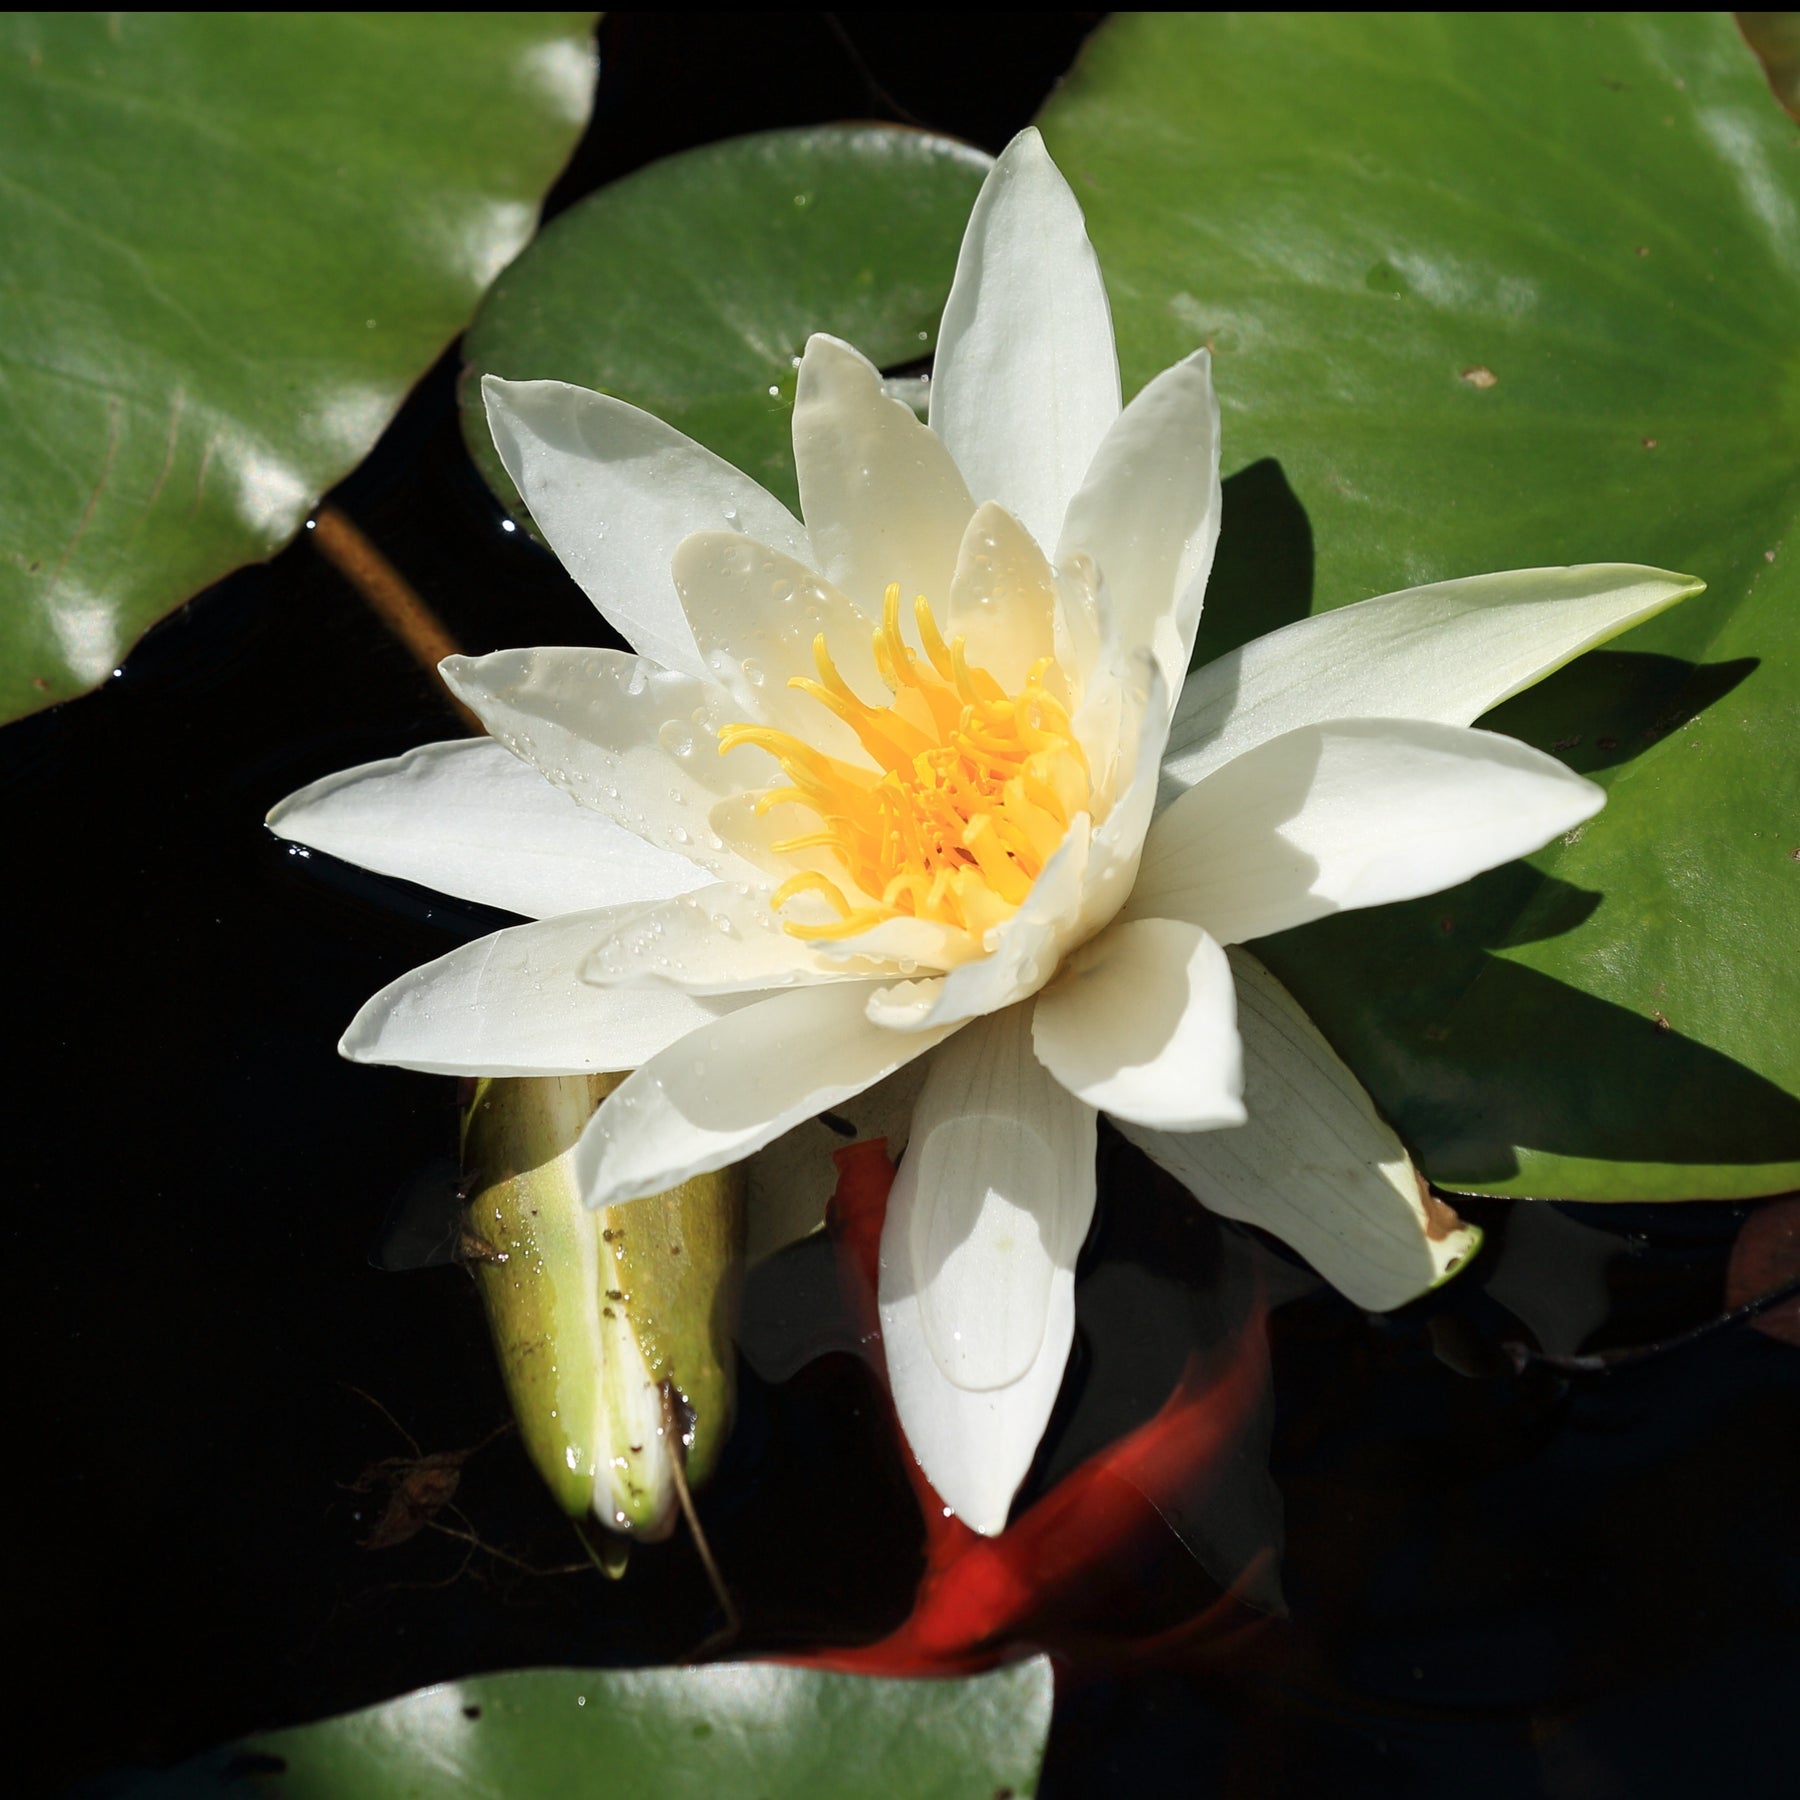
[1131,718,1604,945]
[867,816,1092,1032]
[1119,949,1479,1312]
[582,882,886,993]
[1033,918,1244,1130]
[929,128,1120,549]
[441,646,768,884]
[945,502,1058,691]
[482,375,809,676]
[574,983,960,1208]
[879,1006,1097,1533]
[1160,564,1703,805]
[791,333,974,618]
[1058,349,1221,703]
[340,910,756,1076]
[267,738,708,920]
[669,531,884,765]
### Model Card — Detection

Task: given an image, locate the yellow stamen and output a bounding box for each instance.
[721,584,1091,942]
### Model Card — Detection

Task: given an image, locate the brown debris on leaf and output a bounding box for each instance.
[1415,1174,1465,1244]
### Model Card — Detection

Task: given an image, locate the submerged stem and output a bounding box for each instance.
[309,503,481,732]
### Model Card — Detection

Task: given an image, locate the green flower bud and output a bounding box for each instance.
[461,1073,743,1538]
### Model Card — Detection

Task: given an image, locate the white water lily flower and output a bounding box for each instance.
[271,129,1700,1535]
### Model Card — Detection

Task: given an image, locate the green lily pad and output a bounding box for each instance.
[461,125,993,517]
[1040,12,1800,1199]
[0,11,596,726]
[143,1659,1053,1799]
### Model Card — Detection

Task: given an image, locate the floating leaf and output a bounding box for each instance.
[0,11,596,724]
[1725,1193,1800,1345]
[1041,11,1800,1199]
[461,124,992,517]
[150,1659,1053,1800]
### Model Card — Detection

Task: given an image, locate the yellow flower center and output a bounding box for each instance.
[718,584,1090,943]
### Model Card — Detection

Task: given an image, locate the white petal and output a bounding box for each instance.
[574,983,960,1208]
[879,1006,1097,1533]
[481,375,809,677]
[868,815,1092,1031]
[1032,918,1244,1130]
[929,128,1120,549]
[267,738,708,920]
[903,1008,1095,1388]
[669,531,884,765]
[1119,949,1479,1312]
[816,909,978,973]
[1053,546,1105,708]
[945,502,1058,692]
[1058,349,1221,704]
[1130,718,1605,945]
[791,333,974,618]
[441,646,768,884]
[1076,647,1169,941]
[1160,564,1703,805]
[582,882,885,993]
[340,910,756,1076]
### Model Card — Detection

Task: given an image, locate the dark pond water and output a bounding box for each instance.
[9,14,1796,1796]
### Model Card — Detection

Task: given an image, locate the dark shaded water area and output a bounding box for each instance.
[8,13,1796,1795]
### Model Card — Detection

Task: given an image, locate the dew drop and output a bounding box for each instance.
[658,721,695,758]
[741,658,765,687]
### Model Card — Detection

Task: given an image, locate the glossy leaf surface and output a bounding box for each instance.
[0,12,595,724]
[1041,11,1800,1199]
[161,1659,1052,1799]
[462,125,992,515]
